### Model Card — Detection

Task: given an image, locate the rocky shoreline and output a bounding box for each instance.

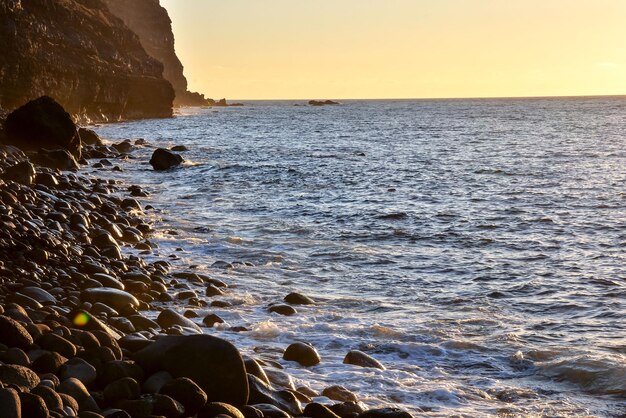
[0,98,412,418]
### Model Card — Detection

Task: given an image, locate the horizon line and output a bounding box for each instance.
[221,93,626,102]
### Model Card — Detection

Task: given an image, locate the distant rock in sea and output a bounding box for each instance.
[309,100,340,106]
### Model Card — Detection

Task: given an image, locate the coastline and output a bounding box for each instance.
[0,104,404,417]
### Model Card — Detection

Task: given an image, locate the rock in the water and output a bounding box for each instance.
[358,408,413,418]
[343,350,385,370]
[149,148,183,170]
[322,386,357,403]
[133,335,249,406]
[283,342,321,367]
[304,403,342,418]
[82,288,139,311]
[309,100,340,106]
[199,402,245,418]
[268,305,296,316]
[156,309,202,333]
[0,315,33,349]
[160,377,208,416]
[247,374,302,416]
[79,128,103,145]
[0,364,40,390]
[3,96,81,157]
[202,313,225,328]
[251,403,292,418]
[284,292,315,305]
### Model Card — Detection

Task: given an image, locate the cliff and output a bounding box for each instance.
[0,0,174,122]
[102,0,211,107]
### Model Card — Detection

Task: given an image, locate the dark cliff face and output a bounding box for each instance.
[103,0,210,107]
[0,0,174,122]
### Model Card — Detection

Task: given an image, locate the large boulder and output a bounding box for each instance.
[3,96,81,158]
[149,148,183,170]
[133,335,249,406]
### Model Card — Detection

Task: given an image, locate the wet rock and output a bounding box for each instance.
[0,364,40,390]
[0,387,21,418]
[3,96,81,158]
[358,408,413,418]
[134,335,249,405]
[57,377,101,413]
[203,313,225,328]
[304,403,342,418]
[247,374,302,416]
[19,287,58,305]
[206,284,225,297]
[309,100,340,106]
[283,342,321,367]
[0,315,33,349]
[59,357,98,385]
[82,288,139,311]
[104,377,141,404]
[79,128,103,146]
[0,347,30,367]
[2,161,36,184]
[343,350,385,370]
[330,402,365,418]
[156,309,202,333]
[36,333,77,358]
[32,351,67,374]
[18,392,48,418]
[142,371,173,394]
[268,305,296,316]
[322,386,357,403]
[252,403,291,418]
[284,292,315,305]
[34,148,79,170]
[31,385,64,413]
[160,377,208,416]
[170,145,189,152]
[149,148,183,170]
[244,358,270,385]
[199,402,245,418]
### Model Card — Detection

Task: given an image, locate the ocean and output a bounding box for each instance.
[95,97,626,417]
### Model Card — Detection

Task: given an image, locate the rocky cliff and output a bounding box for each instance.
[0,0,174,122]
[103,0,211,107]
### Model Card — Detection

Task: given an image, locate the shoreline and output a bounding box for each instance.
[0,103,407,417]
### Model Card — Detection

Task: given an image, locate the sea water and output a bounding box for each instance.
[95,97,626,417]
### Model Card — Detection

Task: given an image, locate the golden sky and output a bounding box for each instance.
[161,0,626,100]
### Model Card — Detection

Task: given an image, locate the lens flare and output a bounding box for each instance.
[73,312,90,327]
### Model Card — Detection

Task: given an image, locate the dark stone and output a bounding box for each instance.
[133,335,249,406]
[36,333,77,358]
[0,364,40,390]
[0,388,20,418]
[57,377,101,413]
[322,386,357,403]
[268,305,296,316]
[31,385,64,413]
[79,128,103,146]
[199,402,245,418]
[160,377,208,416]
[308,100,340,106]
[0,315,33,349]
[1,161,36,184]
[206,284,225,297]
[34,148,79,170]
[343,350,385,370]
[358,408,413,418]
[32,351,67,374]
[149,148,183,170]
[170,145,189,152]
[18,392,49,418]
[103,377,141,404]
[82,288,139,311]
[3,96,81,157]
[203,313,225,328]
[284,292,315,305]
[304,403,342,418]
[243,358,270,385]
[251,404,291,418]
[330,402,364,418]
[247,374,302,416]
[240,405,264,418]
[152,394,185,417]
[156,309,202,333]
[283,342,321,367]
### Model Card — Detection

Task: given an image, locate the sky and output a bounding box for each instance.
[161,0,626,100]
